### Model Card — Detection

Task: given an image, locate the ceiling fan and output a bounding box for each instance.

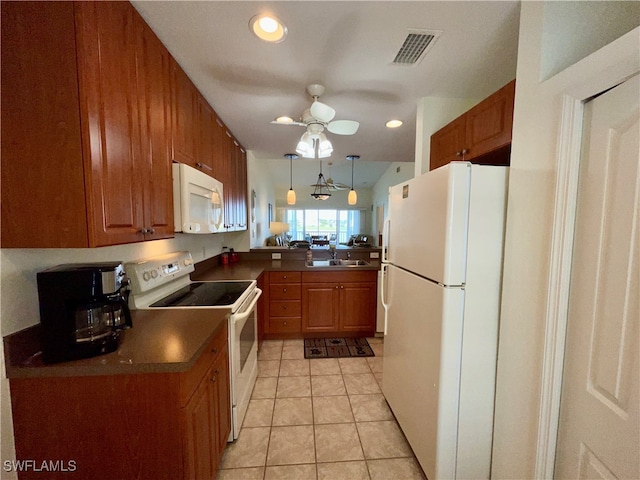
[324,162,350,190]
[271,84,360,158]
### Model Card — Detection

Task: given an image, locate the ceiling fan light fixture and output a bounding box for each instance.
[317,134,333,158]
[275,116,294,124]
[296,133,315,158]
[249,14,287,43]
[386,119,403,128]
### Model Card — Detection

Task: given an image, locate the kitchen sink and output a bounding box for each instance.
[306,259,370,267]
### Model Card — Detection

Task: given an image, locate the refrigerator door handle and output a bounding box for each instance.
[380,263,389,335]
[382,217,390,263]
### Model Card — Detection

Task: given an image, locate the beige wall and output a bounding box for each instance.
[492,2,639,478]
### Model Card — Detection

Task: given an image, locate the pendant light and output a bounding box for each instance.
[346,155,359,205]
[285,153,297,205]
[310,159,332,200]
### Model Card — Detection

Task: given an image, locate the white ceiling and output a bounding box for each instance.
[132,1,520,190]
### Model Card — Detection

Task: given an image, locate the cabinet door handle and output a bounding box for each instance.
[340,285,344,289]
[147,228,155,235]
[214,369,220,375]
[211,348,218,354]
[138,228,148,234]
[196,162,213,171]
[283,288,287,293]
[282,305,287,310]
[283,321,287,326]
[283,275,287,279]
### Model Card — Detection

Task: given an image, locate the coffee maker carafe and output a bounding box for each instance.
[37,262,132,364]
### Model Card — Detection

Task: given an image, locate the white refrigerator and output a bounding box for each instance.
[380,162,508,480]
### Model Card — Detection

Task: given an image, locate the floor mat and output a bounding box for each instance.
[304,337,374,359]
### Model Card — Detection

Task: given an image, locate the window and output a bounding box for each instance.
[282,209,363,244]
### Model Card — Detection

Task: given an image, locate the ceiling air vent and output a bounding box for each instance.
[392,29,441,65]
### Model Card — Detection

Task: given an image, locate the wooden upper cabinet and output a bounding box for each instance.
[197,96,216,175]
[430,80,515,171]
[136,19,175,241]
[464,79,515,159]
[430,115,467,170]
[1,1,175,247]
[171,61,199,168]
[1,2,88,247]
[75,1,144,246]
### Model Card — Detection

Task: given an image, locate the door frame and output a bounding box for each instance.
[535,28,640,478]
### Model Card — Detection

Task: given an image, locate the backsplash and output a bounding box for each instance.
[0,233,227,336]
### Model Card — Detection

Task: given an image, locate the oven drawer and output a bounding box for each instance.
[269,316,301,333]
[269,271,301,283]
[180,322,228,405]
[269,284,301,300]
[270,300,301,317]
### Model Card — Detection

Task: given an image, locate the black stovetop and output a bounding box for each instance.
[150,281,252,307]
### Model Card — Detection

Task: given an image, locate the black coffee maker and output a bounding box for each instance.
[37,262,132,364]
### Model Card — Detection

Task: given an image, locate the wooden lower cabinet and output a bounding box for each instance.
[301,283,340,333]
[266,271,302,334]
[261,270,378,337]
[183,343,230,480]
[9,324,230,480]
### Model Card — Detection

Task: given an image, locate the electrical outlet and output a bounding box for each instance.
[271,253,282,260]
[370,252,380,259]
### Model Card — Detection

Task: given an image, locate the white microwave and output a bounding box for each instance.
[172,163,224,234]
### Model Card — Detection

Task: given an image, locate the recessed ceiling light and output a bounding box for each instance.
[386,120,403,128]
[249,14,287,43]
[275,116,294,124]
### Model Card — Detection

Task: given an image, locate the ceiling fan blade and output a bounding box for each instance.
[270,120,307,127]
[327,119,359,135]
[310,101,335,123]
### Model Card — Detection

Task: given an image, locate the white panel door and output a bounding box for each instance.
[382,264,465,480]
[555,75,639,479]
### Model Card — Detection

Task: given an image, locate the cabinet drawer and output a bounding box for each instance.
[270,300,301,317]
[269,271,301,283]
[269,317,301,333]
[269,284,301,300]
[180,322,228,405]
[301,270,377,284]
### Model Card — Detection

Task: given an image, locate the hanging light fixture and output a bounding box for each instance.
[285,153,297,205]
[346,155,359,205]
[310,159,332,200]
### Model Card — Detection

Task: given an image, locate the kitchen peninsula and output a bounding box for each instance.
[193,246,382,341]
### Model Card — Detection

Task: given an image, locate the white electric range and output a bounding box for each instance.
[126,251,261,441]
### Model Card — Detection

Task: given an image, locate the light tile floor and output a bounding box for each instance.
[218,338,426,480]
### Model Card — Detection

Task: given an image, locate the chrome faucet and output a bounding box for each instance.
[347,251,351,260]
[330,249,337,259]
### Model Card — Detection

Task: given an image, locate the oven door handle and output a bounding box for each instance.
[231,288,262,324]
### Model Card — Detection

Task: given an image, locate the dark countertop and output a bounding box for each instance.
[5,250,381,379]
[4,309,228,378]
[192,250,381,281]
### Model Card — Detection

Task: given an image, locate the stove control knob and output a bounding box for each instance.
[142,271,151,282]
[151,270,158,279]
[184,258,193,266]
